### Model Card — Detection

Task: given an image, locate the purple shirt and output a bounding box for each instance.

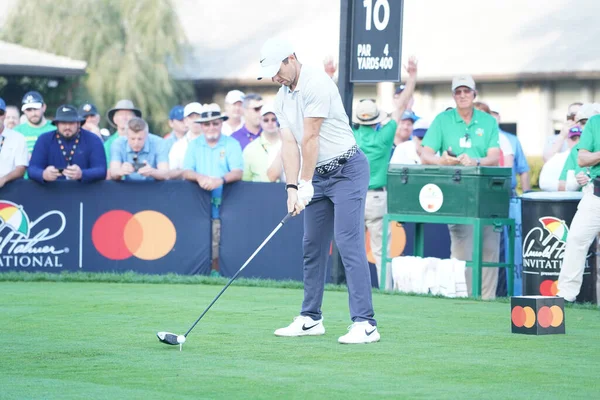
[231,125,262,150]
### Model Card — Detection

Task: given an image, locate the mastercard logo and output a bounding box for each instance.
[539,279,559,296]
[511,305,564,328]
[92,210,176,261]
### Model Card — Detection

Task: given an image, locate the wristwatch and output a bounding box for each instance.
[286,184,299,191]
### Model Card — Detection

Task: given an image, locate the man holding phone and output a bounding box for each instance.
[28,105,107,183]
[420,75,501,299]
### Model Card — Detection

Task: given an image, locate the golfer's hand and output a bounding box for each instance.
[43,166,61,182]
[576,171,590,186]
[287,189,300,216]
[297,180,314,210]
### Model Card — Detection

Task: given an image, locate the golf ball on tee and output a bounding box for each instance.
[177,335,186,344]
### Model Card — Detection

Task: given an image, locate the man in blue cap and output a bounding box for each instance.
[164,105,187,153]
[28,105,107,183]
[0,97,28,188]
[14,91,55,155]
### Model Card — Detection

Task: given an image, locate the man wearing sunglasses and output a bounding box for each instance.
[242,104,284,182]
[183,103,243,275]
[421,75,501,299]
[232,93,264,150]
[543,102,583,162]
[257,37,379,344]
[557,103,600,192]
[0,98,28,188]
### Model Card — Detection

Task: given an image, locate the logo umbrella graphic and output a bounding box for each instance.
[0,201,30,236]
[539,217,569,242]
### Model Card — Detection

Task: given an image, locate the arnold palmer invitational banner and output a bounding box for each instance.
[0,180,452,284]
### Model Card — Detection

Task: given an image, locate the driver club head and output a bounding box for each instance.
[157,331,186,350]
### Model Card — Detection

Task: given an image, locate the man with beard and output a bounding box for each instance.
[14,91,55,155]
[183,103,243,274]
[28,105,107,183]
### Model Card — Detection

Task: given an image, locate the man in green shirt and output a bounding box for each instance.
[14,91,55,154]
[104,99,142,170]
[421,75,501,299]
[557,114,600,302]
[352,57,417,290]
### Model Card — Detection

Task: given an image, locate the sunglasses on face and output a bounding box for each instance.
[262,117,277,123]
[454,88,473,96]
[252,106,263,112]
[201,121,221,127]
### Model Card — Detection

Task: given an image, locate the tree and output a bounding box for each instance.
[1,0,193,134]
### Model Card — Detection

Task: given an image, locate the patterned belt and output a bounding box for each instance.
[315,145,359,175]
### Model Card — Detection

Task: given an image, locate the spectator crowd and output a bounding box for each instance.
[0,58,596,295]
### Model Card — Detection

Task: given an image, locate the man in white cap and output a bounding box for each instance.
[183,103,243,274]
[168,102,205,179]
[221,90,245,136]
[257,38,379,344]
[420,75,501,299]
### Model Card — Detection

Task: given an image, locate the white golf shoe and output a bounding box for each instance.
[338,321,380,344]
[274,316,325,337]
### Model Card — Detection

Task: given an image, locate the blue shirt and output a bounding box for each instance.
[110,134,168,181]
[183,134,243,218]
[28,128,107,183]
[501,130,530,190]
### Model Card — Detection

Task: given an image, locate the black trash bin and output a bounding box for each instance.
[521,192,597,303]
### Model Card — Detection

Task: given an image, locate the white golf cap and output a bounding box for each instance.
[451,75,476,92]
[183,102,204,117]
[225,90,245,105]
[257,38,295,80]
[261,103,276,117]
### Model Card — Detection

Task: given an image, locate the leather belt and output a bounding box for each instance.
[315,145,359,175]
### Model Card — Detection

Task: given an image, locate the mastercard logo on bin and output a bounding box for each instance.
[539,279,559,296]
[92,210,176,261]
[511,305,564,329]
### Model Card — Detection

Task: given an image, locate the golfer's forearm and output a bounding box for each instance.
[300,135,318,181]
[282,141,300,184]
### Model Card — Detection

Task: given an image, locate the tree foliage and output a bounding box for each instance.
[1,0,193,133]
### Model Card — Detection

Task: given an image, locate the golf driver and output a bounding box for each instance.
[157,212,293,350]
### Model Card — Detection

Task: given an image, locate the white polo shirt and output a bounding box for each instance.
[0,128,28,177]
[169,131,200,170]
[274,65,356,166]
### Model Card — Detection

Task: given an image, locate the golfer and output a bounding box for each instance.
[257,38,379,344]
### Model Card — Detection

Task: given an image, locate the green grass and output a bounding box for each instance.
[1,276,599,399]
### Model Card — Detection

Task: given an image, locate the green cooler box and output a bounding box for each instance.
[387,165,512,218]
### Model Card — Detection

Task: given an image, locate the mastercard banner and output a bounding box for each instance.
[0,180,212,275]
[510,295,565,335]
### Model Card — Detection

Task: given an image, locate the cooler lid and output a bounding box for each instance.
[388,165,512,177]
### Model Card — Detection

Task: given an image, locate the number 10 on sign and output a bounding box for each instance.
[363,0,390,31]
